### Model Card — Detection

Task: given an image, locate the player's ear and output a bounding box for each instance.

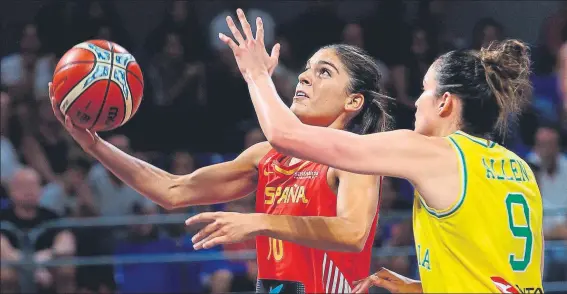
[345,93,364,113]
[437,92,453,118]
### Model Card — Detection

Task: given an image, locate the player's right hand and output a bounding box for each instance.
[352,268,422,293]
[49,82,100,153]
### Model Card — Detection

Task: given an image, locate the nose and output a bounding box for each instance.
[298,71,312,86]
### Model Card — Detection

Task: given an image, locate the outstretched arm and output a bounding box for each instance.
[247,72,449,182]
[187,170,380,252]
[215,10,450,182]
[86,140,269,210]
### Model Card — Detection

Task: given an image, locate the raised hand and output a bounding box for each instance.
[48,82,100,153]
[185,211,263,249]
[219,9,280,82]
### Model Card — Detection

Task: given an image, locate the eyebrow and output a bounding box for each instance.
[305,60,340,74]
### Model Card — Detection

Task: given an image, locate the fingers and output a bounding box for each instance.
[64,115,75,129]
[371,276,399,293]
[48,82,65,124]
[202,236,230,249]
[185,212,217,226]
[191,221,220,244]
[236,8,254,42]
[218,33,239,52]
[376,268,404,282]
[226,16,245,45]
[193,228,225,250]
[255,17,264,44]
[352,279,372,293]
[270,43,281,62]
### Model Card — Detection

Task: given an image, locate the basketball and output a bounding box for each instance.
[51,40,143,132]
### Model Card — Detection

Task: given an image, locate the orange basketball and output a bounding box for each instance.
[51,40,143,132]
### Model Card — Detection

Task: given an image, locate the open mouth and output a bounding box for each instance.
[293,90,309,99]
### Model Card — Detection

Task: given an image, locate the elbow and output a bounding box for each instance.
[164,175,190,210]
[342,229,368,253]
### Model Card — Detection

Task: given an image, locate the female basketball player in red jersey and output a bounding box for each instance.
[49,16,392,294]
[218,9,543,294]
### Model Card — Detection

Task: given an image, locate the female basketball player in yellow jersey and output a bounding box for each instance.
[219,11,544,293]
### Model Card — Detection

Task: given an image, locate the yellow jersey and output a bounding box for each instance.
[413,131,544,293]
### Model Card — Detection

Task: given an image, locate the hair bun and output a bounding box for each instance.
[479,39,531,79]
[478,39,532,135]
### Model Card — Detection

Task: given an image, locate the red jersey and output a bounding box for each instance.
[255,149,380,293]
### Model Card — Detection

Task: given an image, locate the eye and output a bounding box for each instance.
[318,68,331,77]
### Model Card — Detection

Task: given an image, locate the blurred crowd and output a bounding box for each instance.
[1,0,566,293]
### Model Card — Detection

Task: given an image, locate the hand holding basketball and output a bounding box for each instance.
[219,9,280,82]
[49,82,100,153]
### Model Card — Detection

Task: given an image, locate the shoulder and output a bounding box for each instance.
[239,141,273,167]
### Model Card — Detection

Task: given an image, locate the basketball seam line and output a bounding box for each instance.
[89,41,115,130]
[115,78,128,127]
[59,67,97,115]
[54,61,143,86]
[54,61,96,76]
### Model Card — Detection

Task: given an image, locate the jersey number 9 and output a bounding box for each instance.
[505,193,534,272]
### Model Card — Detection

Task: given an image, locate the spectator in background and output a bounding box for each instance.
[0,168,76,292]
[145,0,207,60]
[530,15,566,127]
[20,99,70,184]
[170,151,195,176]
[1,23,54,101]
[527,126,567,237]
[527,126,567,281]
[377,178,412,213]
[341,23,390,90]
[34,0,84,57]
[78,0,131,49]
[558,26,567,117]
[146,31,207,151]
[40,158,95,217]
[243,127,266,149]
[363,1,414,130]
[415,0,455,52]
[470,17,504,51]
[0,91,21,185]
[533,3,567,76]
[87,134,156,217]
[395,25,438,130]
[278,0,344,63]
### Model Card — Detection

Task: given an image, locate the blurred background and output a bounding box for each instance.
[0,0,566,293]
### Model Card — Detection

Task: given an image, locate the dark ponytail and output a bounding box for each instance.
[434,39,532,138]
[480,40,532,135]
[323,44,393,135]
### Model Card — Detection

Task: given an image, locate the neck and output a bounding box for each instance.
[433,122,460,137]
[327,119,346,131]
[14,205,37,220]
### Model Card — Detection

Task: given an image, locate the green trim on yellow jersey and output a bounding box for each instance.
[419,136,468,218]
[454,131,495,148]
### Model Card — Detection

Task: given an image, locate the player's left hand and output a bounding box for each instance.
[185,212,262,249]
[219,8,280,82]
[352,268,422,293]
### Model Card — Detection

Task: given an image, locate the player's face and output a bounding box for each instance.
[414,64,443,136]
[291,48,351,127]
